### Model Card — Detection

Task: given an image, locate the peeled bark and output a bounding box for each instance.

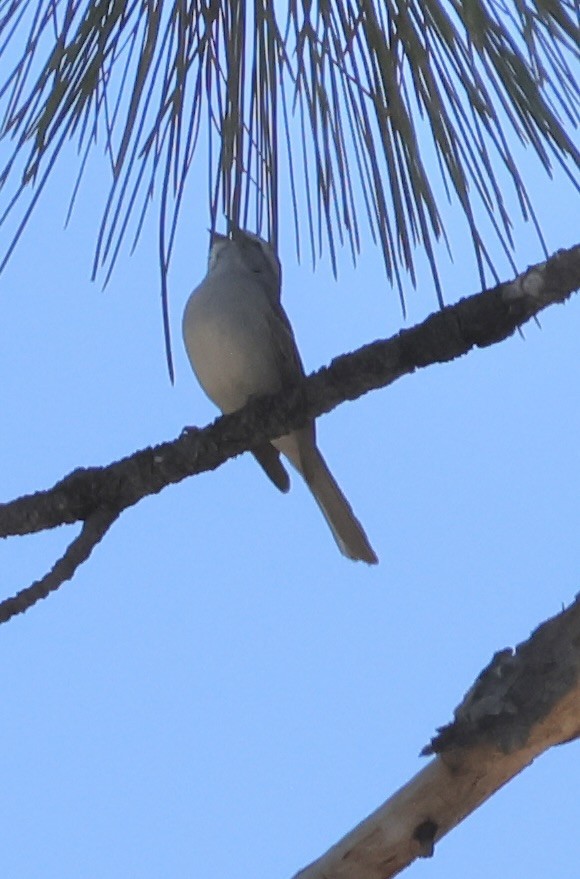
[294,596,580,879]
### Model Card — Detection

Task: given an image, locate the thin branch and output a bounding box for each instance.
[0,506,118,622]
[0,243,579,545]
[292,594,580,879]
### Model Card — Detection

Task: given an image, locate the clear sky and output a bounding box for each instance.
[0,30,579,879]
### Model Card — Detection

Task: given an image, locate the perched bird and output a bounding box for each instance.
[182,228,378,564]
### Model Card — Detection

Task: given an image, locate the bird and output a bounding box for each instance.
[182,228,378,564]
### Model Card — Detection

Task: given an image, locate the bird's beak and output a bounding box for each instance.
[209,229,228,246]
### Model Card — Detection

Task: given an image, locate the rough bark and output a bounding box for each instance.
[1,244,579,618]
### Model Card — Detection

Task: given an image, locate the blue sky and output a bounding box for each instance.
[1,34,580,879]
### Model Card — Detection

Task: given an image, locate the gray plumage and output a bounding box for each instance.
[182,229,378,564]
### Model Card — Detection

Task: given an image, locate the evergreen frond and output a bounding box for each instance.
[0,0,577,333]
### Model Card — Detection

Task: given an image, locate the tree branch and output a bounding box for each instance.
[293,595,580,879]
[0,244,579,608]
[0,508,118,623]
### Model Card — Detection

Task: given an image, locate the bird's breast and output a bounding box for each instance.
[183,285,281,414]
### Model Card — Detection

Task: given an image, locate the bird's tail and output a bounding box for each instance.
[273,428,378,564]
[304,446,378,565]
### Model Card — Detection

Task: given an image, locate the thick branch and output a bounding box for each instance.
[1,243,579,543]
[293,595,580,879]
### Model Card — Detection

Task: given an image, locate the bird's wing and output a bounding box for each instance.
[252,444,291,493]
[264,299,306,387]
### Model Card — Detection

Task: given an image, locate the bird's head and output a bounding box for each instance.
[207,228,281,294]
